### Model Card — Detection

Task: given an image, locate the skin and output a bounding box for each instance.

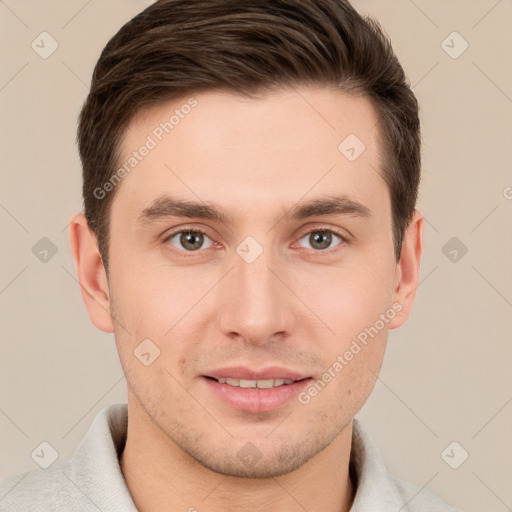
[69,85,423,512]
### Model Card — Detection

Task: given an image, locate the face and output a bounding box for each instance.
[98,86,407,478]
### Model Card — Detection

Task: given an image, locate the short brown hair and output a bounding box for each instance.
[77,0,421,272]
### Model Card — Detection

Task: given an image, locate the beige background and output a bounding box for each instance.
[0,1,511,511]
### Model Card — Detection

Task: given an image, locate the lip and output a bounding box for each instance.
[201,366,312,413]
[205,366,309,381]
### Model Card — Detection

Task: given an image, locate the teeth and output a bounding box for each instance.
[216,378,295,388]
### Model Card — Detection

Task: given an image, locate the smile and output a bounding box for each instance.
[213,377,295,388]
[203,374,312,413]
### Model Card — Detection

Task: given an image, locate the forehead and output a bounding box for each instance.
[113,86,386,221]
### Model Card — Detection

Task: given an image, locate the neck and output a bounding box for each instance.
[120,397,355,512]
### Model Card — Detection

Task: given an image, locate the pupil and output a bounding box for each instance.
[312,232,331,250]
[182,232,202,250]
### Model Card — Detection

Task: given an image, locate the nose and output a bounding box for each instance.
[217,243,296,346]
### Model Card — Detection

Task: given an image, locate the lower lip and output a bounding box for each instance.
[202,377,312,413]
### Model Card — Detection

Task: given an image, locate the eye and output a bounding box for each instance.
[165,229,213,252]
[297,229,345,251]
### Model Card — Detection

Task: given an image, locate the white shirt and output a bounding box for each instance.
[0,403,458,511]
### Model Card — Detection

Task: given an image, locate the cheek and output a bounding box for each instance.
[294,255,395,409]
[109,258,195,337]
[297,324,388,420]
[296,256,396,342]
[109,263,213,384]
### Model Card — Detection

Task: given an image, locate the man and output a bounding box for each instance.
[0,0,458,510]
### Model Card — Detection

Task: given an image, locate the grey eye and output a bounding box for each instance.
[298,231,342,251]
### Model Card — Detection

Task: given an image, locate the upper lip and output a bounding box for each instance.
[205,366,310,381]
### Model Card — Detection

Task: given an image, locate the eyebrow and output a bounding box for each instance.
[136,193,371,226]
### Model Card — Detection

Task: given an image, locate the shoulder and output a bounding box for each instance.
[0,461,83,511]
[350,418,460,511]
[391,474,460,512]
[0,403,132,512]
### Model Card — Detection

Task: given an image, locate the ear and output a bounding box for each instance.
[68,213,114,333]
[388,210,424,329]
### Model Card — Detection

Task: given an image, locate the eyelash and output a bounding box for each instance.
[162,225,349,257]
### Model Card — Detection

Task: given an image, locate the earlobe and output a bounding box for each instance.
[68,213,114,333]
[388,210,424,330]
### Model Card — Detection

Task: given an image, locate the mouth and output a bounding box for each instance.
[205,376,298,388]
[201,368,312,413]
